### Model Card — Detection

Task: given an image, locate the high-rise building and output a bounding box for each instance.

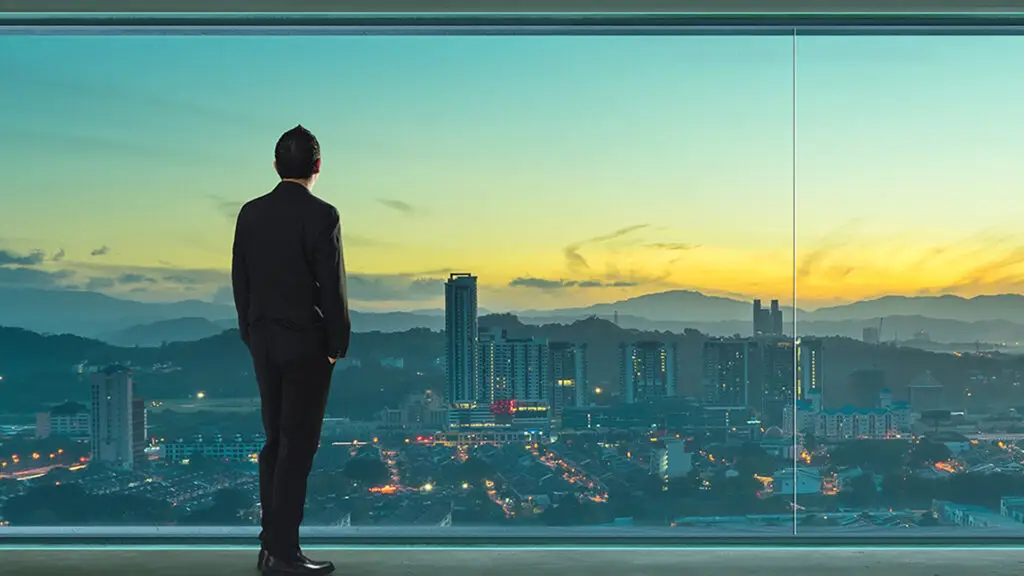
[477,329,549,405]
[797,337,823,400]
[549,341,588,408]
[753,299,784,336]
[761,338,796,426]
[620,341,677,404]
[132,397,148,469]
[862,326,880,345]
[445,273,479,406]
[703,339,759,408]
[90,365,139,470]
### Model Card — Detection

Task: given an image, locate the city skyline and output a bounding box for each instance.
[2,35,1024,312]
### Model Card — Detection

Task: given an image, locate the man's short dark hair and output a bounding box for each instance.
[275,125,321,179]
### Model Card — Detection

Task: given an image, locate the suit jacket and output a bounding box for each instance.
[231,180,352,359]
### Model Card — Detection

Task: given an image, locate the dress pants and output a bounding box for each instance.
[248,322,334,559]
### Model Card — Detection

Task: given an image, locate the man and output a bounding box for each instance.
[232,125,351,575]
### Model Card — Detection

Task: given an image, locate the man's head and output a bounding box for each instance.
[274,125,321,188]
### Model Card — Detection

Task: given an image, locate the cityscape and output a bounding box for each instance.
[3,33,1024,538]
[3,272,1024,533]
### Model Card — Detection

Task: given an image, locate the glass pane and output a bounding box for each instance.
[0,34,793,538]
[794,34,1024,535]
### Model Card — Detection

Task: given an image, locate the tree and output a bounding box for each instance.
[343,457,390,486]
[840,472,878,508]
[909,441,951,469]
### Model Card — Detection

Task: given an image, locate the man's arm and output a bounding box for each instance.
[312,205,352,359]
[231,208,251,346]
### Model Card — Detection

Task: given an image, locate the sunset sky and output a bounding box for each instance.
[1,34,1023,312]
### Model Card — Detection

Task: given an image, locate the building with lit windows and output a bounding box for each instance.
[650,439,693,480]
[760,337,795,426]
[703,339,758,408]
[163,434,265,464]
[797,337,823,398]
[620,341,677,404]
[549,341,588,428]
[477,328,549,405]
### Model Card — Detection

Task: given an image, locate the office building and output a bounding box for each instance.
[620,341,677,404]
[90,365,140,471]
[445,273,479,405]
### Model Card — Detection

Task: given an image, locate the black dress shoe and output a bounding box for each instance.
[261,553,334,575]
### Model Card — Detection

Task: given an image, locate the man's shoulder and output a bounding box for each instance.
[305,194,339,222]
[238,192,272,217]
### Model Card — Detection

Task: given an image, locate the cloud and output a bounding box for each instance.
[85,277,116,290]
[564,224,649,271]
[117,273,157,284]
[52,248,66,262]
[0,249,46,266]
[346,234,398,248]
[938,244,1024,294]
[645,242,700,252]
[509,277,638,290]
[163,274,201,285]
[347,272,446,302]
[376,199,421,216]
[798,219,864,279]
[90,246,111,257]
[0,266,74,288]
[207,195,244,223]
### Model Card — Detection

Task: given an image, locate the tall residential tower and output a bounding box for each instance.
[445,273,479,405]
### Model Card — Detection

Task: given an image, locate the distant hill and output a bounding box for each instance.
[4,314,1024,416]
[537,290,767,323]
[6,287,1024,346]
[0,287,235,339]
[805,294,1024,323]
[99,317,228,347]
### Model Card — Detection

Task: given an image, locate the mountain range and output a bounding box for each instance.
[4,287,1024,347]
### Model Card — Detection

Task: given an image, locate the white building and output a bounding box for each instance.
[784,389,911,440]
[478,329,549,404]
[651,439,693,480]
[90,365,138,470]
[36,401,90,440]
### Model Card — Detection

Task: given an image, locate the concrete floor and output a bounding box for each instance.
[5,549,1024,576]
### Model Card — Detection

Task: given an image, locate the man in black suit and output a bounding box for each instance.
[232,125,351,575]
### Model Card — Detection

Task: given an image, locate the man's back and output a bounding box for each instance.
[232,181,351,359]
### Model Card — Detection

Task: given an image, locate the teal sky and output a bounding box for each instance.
[1,34,1023,311]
